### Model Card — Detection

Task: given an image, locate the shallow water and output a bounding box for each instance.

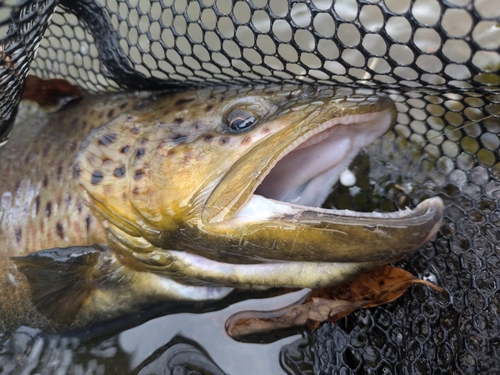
[1,290,313,374]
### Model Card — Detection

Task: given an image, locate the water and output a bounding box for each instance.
[1,290,312,374]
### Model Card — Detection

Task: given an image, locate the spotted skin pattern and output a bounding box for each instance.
[0,86,442,331]
[0,94,140,330]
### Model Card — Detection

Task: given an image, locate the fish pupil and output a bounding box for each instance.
[226,109,257,133]
[231,116,255,131]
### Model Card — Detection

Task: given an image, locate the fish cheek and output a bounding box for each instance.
[127,144,212,233]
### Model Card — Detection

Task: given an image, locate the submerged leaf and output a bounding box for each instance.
[226,265,443,337]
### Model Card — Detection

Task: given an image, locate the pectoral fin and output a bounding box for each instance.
[12,246,234,324]
[12,246,110,322]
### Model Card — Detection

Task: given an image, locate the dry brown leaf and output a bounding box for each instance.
[226,265,443,337]
[22,75,83,109]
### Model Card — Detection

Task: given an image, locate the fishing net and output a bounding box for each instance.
[0,0,499,373]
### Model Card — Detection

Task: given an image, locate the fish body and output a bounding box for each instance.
[0,95,141,330]
[0,86,443,330]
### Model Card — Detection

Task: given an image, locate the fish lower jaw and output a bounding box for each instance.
[233,194,443,228]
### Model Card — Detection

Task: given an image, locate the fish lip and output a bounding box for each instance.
[202,97,397,225]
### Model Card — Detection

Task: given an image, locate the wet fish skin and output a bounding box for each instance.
[0,95,140,330]
[0,86,443,329]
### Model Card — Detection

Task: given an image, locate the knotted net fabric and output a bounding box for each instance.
[0,0,499,373]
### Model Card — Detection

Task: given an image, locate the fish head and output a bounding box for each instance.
[76,85,443,275]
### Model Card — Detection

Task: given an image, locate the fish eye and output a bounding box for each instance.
[223,109,257,133]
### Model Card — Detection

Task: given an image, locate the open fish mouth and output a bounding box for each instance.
[201,94,444,264]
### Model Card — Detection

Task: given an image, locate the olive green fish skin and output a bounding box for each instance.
[0,94,142,331]
[0,85,443,330]
[0,97,137,256]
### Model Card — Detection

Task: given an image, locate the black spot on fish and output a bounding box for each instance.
[121,145,130,154]
[114,166,126,177]
[73,163,81,179]
[108,109,115,119]
[85,216,91,232]
[134,169,144,180]
[206,104,214,112]
[98,133,118,146]
[175,97,195,106]
[46,202,52,217]
[56,222,64,239]
[34,195,40,215]
[174,117,184,125]
[91,170,103,185]
[77,201,82,213]
[172,134,187,144]
[15,228,22,243]
[219,137,229,145]
[81,120,88,130]
[135,148,145,159]
[203,134,213,142]
[131,125,140,134]
[192,121,201,130]
[43,175,48,188]
[57,162,64,181]
[132,187,140,195]
[119,102,128,110]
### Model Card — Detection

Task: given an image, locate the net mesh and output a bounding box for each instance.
[314,88,500,374]
[0,0,499,373]
[20,0,500,92]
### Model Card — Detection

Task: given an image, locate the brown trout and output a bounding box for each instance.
[0,86,443,331]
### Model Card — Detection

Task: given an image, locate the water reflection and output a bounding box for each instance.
[1,290,312,375]
[120,289,309,374]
